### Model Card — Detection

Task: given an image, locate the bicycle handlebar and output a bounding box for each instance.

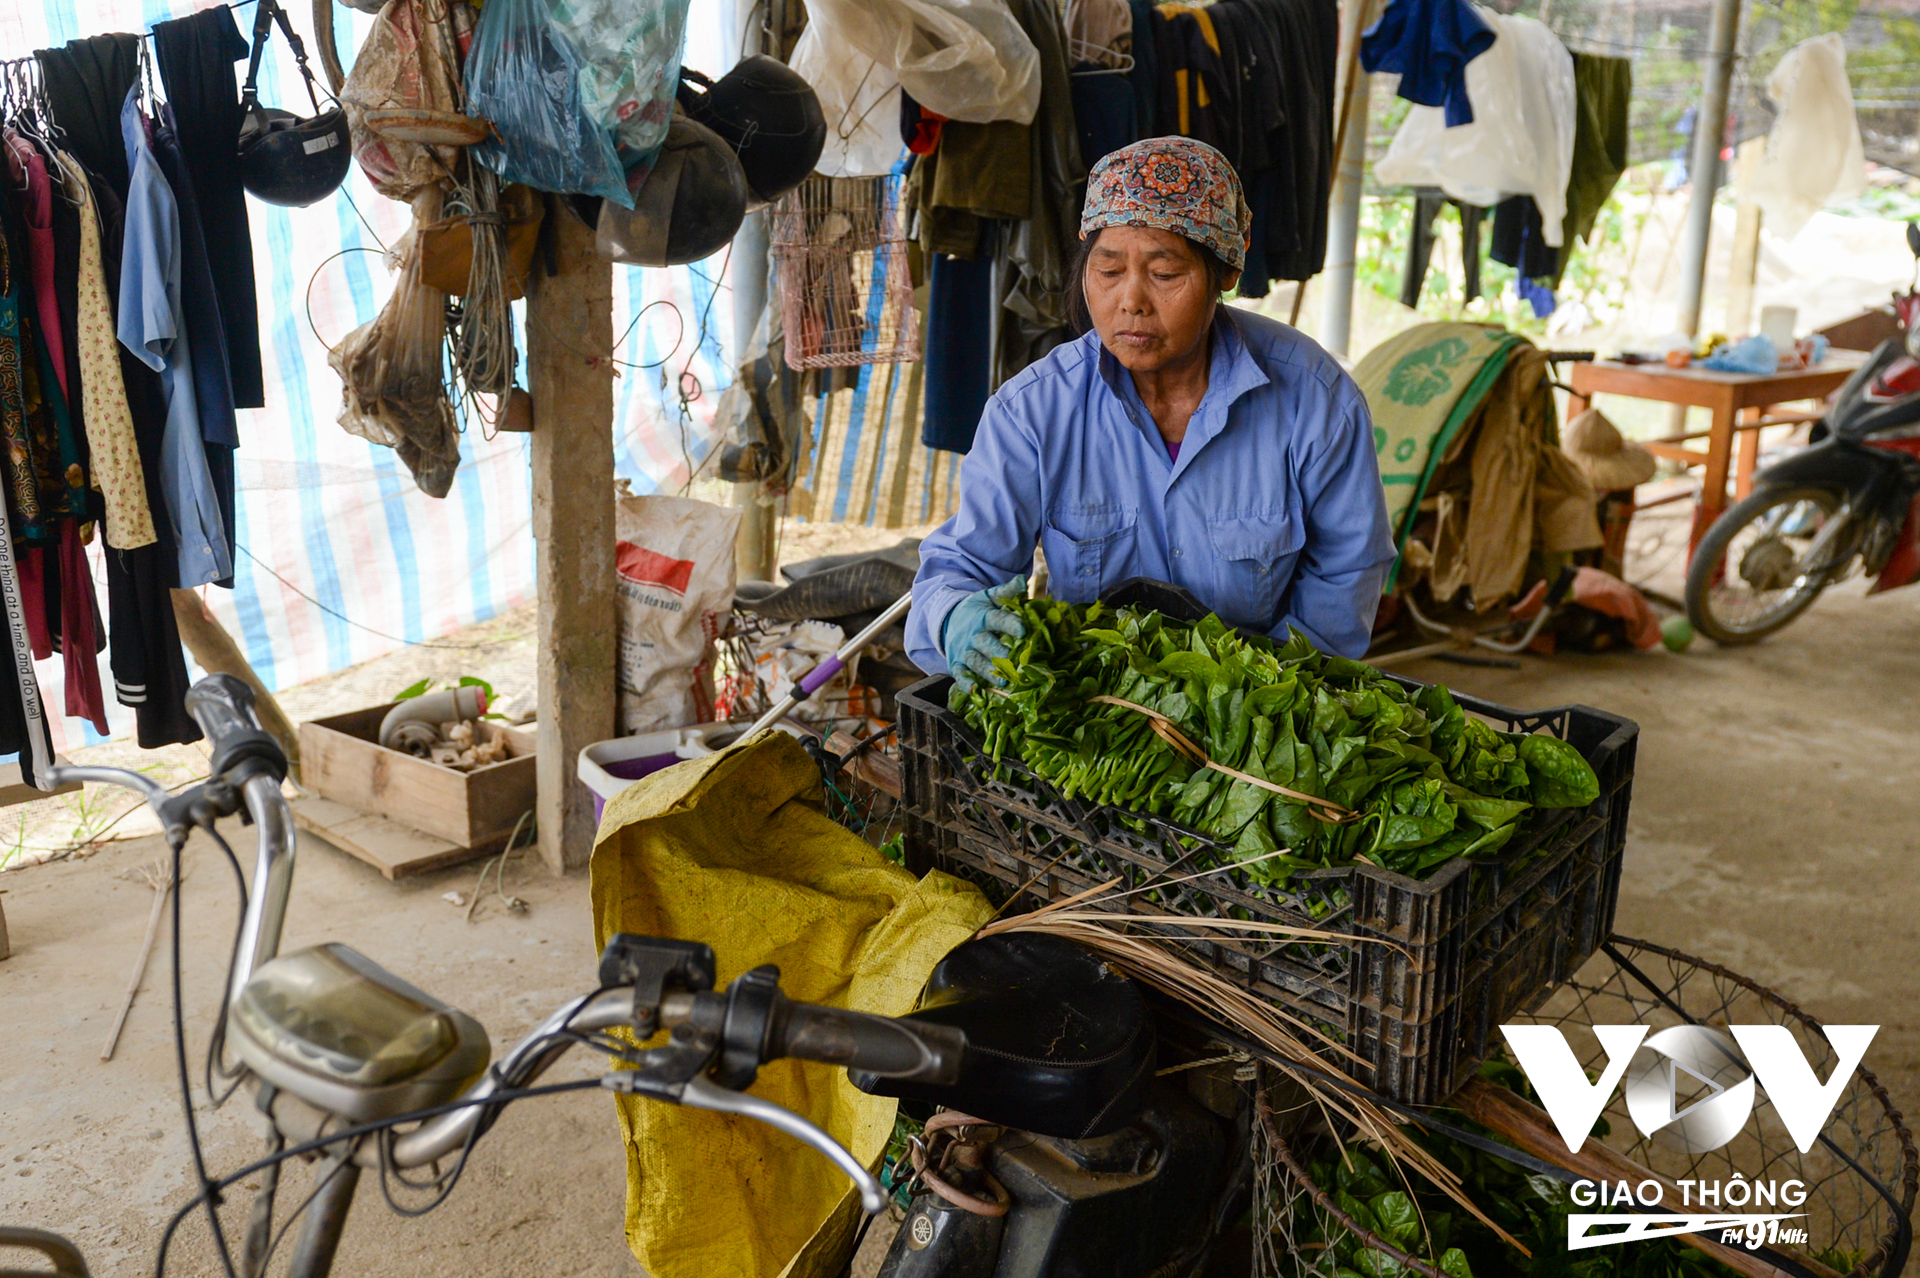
[764,998,965,1084]
[61,676,946,1221]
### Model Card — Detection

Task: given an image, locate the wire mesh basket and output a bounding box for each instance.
[771,173,920,371]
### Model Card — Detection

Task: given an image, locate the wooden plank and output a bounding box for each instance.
[526,205,616,874]
[826,731,903,800]
[292,797,508,881]
[171,588,302,780]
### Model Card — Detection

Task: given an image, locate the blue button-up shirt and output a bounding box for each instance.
[908,307,1396,670]
[119,89,233,590]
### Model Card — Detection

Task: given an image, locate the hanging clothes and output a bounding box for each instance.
[1375,13,1576,246]
[1069,66,1137,169]
[1153,5,1232,154]
[1126,0,1160,140]
[86,162,203,749]
[34,35,142,197]
[118,87,233,592]
[921,250,996,453]
[151,107,240,588]
[1360,0,1495,127]
[53,150,155,552]
[1403,191,1484,307]
[1246,0,1337,286]
[152,5,264,409]
[994,0,1085,383]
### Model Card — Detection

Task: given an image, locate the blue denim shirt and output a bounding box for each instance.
[908,307,1395,669]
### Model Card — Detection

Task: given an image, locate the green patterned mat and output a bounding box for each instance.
[1351,323,1528,588]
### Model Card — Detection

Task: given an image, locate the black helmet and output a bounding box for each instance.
[234,0,352,207]
[677,56,825,208]
[598,113,749,267]
[238,105,351,207]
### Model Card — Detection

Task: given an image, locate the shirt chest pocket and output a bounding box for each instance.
[1042,503,1139,597]
[1206,510,1305,628]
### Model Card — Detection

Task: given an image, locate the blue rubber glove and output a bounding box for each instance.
[942,577,1029,691]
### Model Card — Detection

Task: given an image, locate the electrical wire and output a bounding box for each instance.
[251,1154,351,1278]
[201,824,252,1110]
[151,1078,604,1276]
[235,544,483,651]
[166,831,240,1278]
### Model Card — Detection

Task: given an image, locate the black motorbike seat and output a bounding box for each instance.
[850,932,1154,1139]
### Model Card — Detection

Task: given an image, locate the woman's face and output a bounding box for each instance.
[1082,226,1235,374]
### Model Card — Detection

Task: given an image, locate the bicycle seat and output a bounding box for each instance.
[230,944,491,1124]
[850,933,1153,1139]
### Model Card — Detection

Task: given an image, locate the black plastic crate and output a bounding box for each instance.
[898,674,1637,1106]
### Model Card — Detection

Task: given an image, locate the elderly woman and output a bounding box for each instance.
[907,138,1395,686]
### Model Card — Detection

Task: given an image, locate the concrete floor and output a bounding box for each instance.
[3,569,1916,1277]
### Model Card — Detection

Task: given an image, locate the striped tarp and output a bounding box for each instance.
[1,0,738,753]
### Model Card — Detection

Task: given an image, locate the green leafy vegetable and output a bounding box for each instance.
[952,597,1603,884]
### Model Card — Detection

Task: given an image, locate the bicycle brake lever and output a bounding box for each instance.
[603,1072,886,1214]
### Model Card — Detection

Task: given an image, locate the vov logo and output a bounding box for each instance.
[1500,1023,1879,1254]
[1500,1023,1878,1155]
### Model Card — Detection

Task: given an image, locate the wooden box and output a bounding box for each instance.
[298,704,536,857]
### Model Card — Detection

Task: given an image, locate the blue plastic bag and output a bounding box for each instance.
[465,0,632,207]
[1700,334,1776,374]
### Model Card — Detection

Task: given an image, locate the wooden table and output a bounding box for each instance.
[1564,352,1867,551]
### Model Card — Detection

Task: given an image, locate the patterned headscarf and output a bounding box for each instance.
[1079,137,1250,272]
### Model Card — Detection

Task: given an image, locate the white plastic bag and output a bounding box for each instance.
[546,0,694,163]
[800,0,1040,125]
[1748,34,1867,240]
[790,26,904,178]
[615,494,742,735]
[1374,13,1575,245]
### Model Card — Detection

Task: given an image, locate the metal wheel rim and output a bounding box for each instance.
[1698,489,1846,636]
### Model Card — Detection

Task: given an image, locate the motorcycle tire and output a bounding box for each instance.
[1684,483,1849,645]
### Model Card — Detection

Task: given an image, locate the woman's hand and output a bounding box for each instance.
[942,577,1029,690]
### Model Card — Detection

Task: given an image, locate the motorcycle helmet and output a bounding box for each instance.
[234,0,352,207]
[238,105,352,207]
[677,56,826,209]
[597,113,749,267]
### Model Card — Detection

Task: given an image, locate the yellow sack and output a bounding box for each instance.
[590,733,992,1278]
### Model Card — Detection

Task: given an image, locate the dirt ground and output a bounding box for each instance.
[3,509,1916,1277]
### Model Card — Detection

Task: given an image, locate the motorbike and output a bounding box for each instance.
[1684,221,1920,644]
[3,675,1250,1278]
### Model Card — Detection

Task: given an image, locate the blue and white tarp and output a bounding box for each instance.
[1,0,741,753]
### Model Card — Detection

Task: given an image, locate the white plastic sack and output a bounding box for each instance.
[1375,13,1575,246]
[790,26,904,177]
[800,0,1040,125]
[1748,34,1867,241]
[615,494,742,735]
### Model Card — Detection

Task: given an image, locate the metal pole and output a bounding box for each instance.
[1674,0,1744,338]
[1319,0,1375,358]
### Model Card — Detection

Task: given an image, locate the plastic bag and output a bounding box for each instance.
[340,0,472,201]
[1748,34,1867,240]
[329,190,463,497]
[1374,13,1575,245]
[801,0,1040,125]
[464,0,630,206]
[547,0,693,165]
[615,494,741,734]
[789,26,903,178]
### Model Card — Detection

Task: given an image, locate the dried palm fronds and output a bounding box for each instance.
[976,881,1526,1255]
